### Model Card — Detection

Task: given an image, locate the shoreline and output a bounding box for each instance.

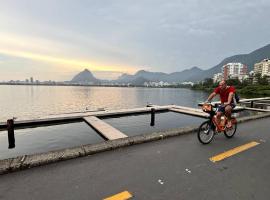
[0,83,192,89]
[191,85,270,97]
[3,83,268,97]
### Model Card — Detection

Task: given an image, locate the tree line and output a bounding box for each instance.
[192,73,270,96]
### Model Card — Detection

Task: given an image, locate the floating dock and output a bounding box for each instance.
[84,116,128,140]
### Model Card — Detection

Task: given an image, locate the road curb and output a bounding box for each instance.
[1,113,270,175]
[237,112,270,123]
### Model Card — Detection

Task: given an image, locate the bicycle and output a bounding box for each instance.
[197,103,237,144]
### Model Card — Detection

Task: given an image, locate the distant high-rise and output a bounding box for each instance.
[213,73,223,83]
[254,59,270,77]
[222,63,248,81]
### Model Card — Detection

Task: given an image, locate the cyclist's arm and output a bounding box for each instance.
[224,92,234,105]
[206,92,216,102]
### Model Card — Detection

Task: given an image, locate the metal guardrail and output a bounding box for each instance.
[1,97,270,150]
[0,105,172,149]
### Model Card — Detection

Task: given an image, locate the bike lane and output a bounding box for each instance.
[0,117,269,200]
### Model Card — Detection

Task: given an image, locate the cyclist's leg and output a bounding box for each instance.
[225,105,232,119]
[225,105,233,128]
[215,105,225,125]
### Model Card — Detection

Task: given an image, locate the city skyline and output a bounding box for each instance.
[0,0,270,81]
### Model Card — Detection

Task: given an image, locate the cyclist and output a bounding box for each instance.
[205,79,236,128]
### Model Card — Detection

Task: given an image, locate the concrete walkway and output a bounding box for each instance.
[0,118,269,200]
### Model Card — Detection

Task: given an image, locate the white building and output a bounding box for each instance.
[213,73,223,83]
[144,81,170,87]
[222,63,248,81]
[181,81,194,86]
[254,59,270,77]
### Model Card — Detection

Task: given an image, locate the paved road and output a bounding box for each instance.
[0,118,269,200]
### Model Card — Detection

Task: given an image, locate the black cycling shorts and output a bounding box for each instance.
[217,104,235,113]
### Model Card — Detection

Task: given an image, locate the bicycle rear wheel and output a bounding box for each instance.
[197,120,215,144]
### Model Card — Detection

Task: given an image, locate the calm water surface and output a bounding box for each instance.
[0,122,104,159]
[102,112,204,137]
[0,85,209,121]
[0,85,259,159]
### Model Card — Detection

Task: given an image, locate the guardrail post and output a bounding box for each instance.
[251,101,254,108]
[150,108,155,126]
[7,119,15,149]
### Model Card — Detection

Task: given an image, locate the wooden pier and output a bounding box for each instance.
[84,116,127,140]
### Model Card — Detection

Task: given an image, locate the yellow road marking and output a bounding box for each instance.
[103,191,132,200]
[210,141,260,163]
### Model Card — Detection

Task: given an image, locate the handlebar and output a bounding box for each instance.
[198,102,222,108]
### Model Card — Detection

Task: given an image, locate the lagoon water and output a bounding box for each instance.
[0,85,260,159]
[0,85,209,121]
[0,85,214,159]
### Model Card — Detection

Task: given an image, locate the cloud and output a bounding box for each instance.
[1,0,270,78]
[187,28,215,36]
[0,31,138,74]
[0,48,136,73]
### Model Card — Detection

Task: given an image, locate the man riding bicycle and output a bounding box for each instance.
[205,79,236,128]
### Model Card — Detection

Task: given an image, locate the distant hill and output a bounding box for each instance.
[70,69,100,84]
[115,43,270,83]
[134,70,168,81]
[70,44,270,85]
[164,66,203,82]
[130,77,150,86]
[116,70,167,83]
[115,66,203,84]
[189,43,270,81]
[117,73,136,83]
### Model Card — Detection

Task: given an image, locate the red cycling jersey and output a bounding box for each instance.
[214,86,235,103]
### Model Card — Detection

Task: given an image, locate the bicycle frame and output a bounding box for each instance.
[203,103,233,132]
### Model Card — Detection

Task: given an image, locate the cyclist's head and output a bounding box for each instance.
[219,79,227,90]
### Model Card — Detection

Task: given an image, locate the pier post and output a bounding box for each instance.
[150,108,155,126]
[7,119,15,149]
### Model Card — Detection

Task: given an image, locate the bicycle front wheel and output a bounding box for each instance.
[197,120,215,144]
[224,119,237,138]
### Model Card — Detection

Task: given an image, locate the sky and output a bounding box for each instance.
[0,0,270,81]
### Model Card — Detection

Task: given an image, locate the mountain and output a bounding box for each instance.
[165,66,203,82]
[71,69,100,84]
[189,43,270,81]
[130,77,150,86]
[134,70,168,81]
[115,67,203,84]
[115,43,270,83]
[116,73,135,83]
[70,44,270,84]
[117,70,167,83]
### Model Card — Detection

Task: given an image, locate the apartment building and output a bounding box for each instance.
[254,59,270,77]
[222,63,248,81]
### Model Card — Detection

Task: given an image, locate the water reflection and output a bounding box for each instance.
[102,112,204,137]
[0,85,209,121]
[0,122,104,159]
